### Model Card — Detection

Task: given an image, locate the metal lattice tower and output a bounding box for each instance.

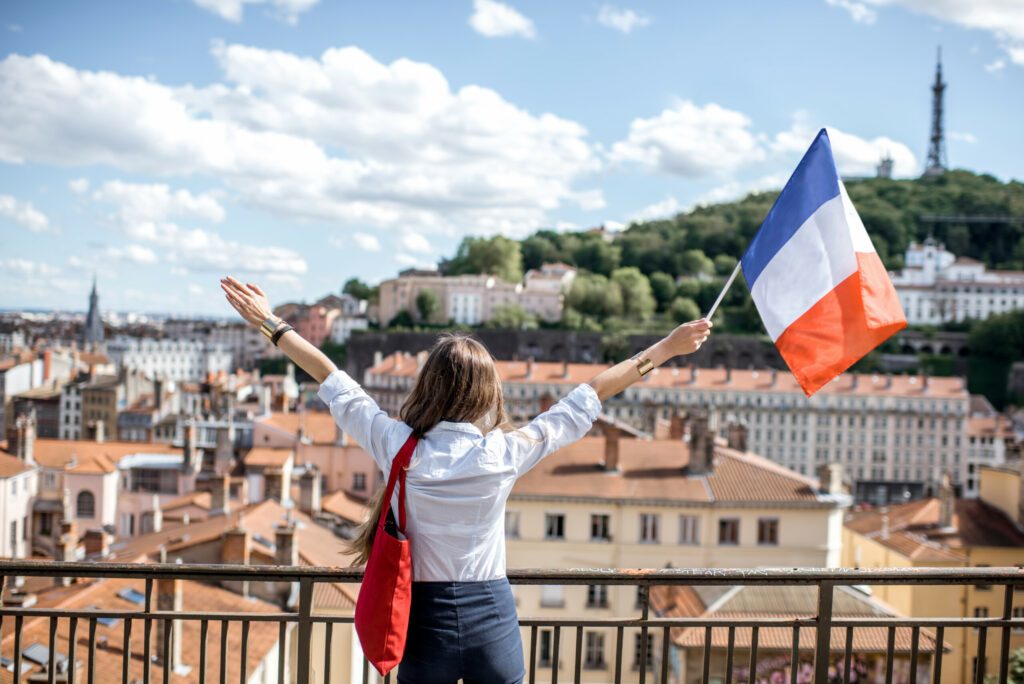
[924,47,947,177]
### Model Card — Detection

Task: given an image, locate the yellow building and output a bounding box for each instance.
[505,414,849,682]
[842,465,1024,684]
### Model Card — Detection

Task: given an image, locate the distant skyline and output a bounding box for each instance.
[2,0,1022,315]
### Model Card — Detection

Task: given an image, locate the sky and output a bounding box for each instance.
[1,0,1022,316]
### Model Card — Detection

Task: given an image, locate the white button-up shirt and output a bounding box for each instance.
[317,370,602,582]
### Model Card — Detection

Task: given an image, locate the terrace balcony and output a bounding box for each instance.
[0,563,1021,684]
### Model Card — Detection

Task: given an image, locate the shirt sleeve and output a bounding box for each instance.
[504,383,602,476]
[317,369,410,473]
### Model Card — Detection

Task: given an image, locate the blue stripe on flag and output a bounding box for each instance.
[740,128,841,287]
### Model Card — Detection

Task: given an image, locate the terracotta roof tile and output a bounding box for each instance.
[259,412,338,445]
[28,439,180,474]
[0,452,31,478]
[511,437,824,505]
[370,353,968,399]
[321,491,369,524]
[243,448,293,468]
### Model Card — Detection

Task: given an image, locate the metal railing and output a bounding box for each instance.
[1,562,1022,684]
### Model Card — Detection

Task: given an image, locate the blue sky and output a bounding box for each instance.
[1,0,1022,315]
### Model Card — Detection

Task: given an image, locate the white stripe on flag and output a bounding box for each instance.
[750,194,858,341]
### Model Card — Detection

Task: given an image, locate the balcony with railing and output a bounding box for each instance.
[0,563,1022,684]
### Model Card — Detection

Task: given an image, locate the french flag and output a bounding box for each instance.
[741,129,907,396]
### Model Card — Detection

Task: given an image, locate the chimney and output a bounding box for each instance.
[885,373,893,389]
[221,526,251,565]
[56,521,78,586]
[155,578,184,672]
[880,508,890,540]
[275,524,298,566]
[214,424,235,475]
[939,471,955,527]
[726,421,748,452]
[561,359,569,379]
[525,357,534,379]
[689,366,699,385]
[851,375,859,391]
[817,464,844,495]
[183,419,199,466]
[259,386,272,415]
[93,419,105,444]
[603,425,620,472]
[687,412,715,475]
[299,466,322,517]
[769,369,778,387]
[669,413,686,441]
[373,350,383,368]
[14,412,36,465]
[922,374,931,393]
[83,529,109,557]
[724,367,732,385]
[209,474,230,516]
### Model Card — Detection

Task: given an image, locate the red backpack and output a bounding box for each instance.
[354,434,419,675]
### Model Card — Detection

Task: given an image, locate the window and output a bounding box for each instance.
[718,518,740,545]
[545,514,565,540]
[1012,607,1024,632]
[633,633,654,670]
[538,629,554,666]
[39,512,53,536]
[584,632,606,669]
[505,510,520,539]
[679,515,700,545]
[639,514,659,544]
[586,585,608,608]
[76,490,96,518]
[590,514,610,541]
[757,518,779,546]
[352,473,366,491]
[540,585,564,608]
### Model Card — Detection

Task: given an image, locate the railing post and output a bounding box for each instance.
[296,579,314,684]
[813,581,834,684]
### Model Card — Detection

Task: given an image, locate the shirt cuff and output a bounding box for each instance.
[565,383,602,422]
[317,369,360,405]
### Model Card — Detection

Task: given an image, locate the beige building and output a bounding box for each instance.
[841,465,1024,684]
[504,415,849,682]
[377,263,575,327]
[364,353,974,496]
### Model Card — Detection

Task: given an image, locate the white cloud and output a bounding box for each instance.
[0,48,597,237]
[630,196,681,223]
[689,172,790,209]
[596,5,651,33]
[825,0,878,24]
[327,235,345,248]
[188,284,204,296]
[86,180,307,277]
[400,232,433,253]
[832,0,1024,65]
[949,131,977,143]
[985,58,1006,72]
[104,244,159,264]
[0,194,51,233]
[353,232,381,252]
[610,101,765,177]
[395,253,436,269]
[0,259,60,277]
[469,0,536,39]
[69,178,90,194]
[603,220,625,232]
[192,0,320,25]
[772,117,918,177]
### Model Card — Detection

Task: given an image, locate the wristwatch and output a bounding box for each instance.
[259,316,280,340]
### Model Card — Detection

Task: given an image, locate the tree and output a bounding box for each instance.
[566,273,623,319]
[649,272,677,311]
[415,290,440,323]
[443,236,523,282]
[677,249,715,277]
[572,236,621,276]
[342,278,376,301]
[388,310,415,329]
[610,267,656,320]
[521,235,562,272]
[669,297,701,324]
[713,254,738,276]
[484,304,538,330]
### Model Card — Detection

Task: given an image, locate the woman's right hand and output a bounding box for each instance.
[220,276,275,327]
[665,319,712,357]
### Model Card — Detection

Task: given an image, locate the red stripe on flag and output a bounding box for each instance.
[775,251,907,396]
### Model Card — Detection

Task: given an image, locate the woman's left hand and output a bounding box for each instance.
[220,276,274,327]
[665,318,712,356]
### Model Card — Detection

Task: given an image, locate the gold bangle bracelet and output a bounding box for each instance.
[636,357,655,376]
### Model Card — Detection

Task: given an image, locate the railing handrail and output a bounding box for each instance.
[1,560,1022,584]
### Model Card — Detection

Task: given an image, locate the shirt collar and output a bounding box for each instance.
[431,421,484,437]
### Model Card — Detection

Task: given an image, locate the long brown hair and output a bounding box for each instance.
[347,334,510,565]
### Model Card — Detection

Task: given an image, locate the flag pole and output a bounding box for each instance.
[704,262,741,320]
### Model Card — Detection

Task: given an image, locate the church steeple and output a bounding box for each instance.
[82,274,105,348]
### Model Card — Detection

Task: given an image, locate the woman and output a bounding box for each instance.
[220,275,711,684]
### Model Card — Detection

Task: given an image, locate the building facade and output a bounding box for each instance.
[892,239,1024,324]
[106,337,232,381]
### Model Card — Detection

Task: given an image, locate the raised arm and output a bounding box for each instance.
[587,319,711,401]
[220,276,337,383]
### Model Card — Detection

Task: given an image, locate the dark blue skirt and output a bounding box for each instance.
[398,577,525,684]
